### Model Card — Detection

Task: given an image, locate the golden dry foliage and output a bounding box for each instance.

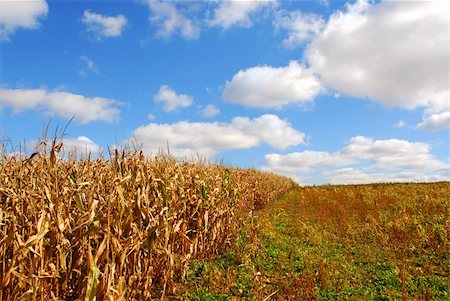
[237,183,449,300]
[299,183,450,258]
[0,146,294,300]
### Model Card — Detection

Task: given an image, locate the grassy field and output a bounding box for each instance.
[184,183,449,300]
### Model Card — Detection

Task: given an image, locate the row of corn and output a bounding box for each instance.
[0,143,294,300]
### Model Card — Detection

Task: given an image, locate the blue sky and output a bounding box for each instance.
[0,0,449,184]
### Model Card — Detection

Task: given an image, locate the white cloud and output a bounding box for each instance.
[265,135,450,184]
[131,114,304,158]
[132,121,257,159]
[146,0,200,39]
[45,92,120,124]
[201,104,220,117]
[0,0,48,41]
[0,88,46,111]
[394,120,406,128]
[325,168,448,185]
[306,0,450,116]
[79,55,99,76]
[416,111,450,131]
[62,136,101,155]
[342,136,446,172]
[266,151,353,174]
[223,61,322,108]
[207,0,277,29]
[81,10,127,39]
[274,10,325,48]
[154,85,193,112]
[0,88,121,124]
[232,114,305,149]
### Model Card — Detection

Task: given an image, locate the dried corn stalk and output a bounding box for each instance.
[0,143,293,299]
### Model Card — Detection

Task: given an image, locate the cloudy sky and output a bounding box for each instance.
[0,0,449,184]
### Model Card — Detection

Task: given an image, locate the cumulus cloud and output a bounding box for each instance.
[324,168,448,185]
[265,136,450,184]
[131,114,304,158]
[132,121,257,159]
[0,88,46,111]
[201,104,220,117]
[81,10,127,39]
[232,114,305,149]
[0,0,48,41]
[266,151,353,174]
[45,92,120,123]
[62,136,101,155]
[146,0,200,39]
[306,0,449,116]
[154,85,193,112]
[416,111,450,131]
[223,61,322,108]
[207,0,277,29]
[274,10,325,48]
[0,88,121,124]
[342,136,446,171]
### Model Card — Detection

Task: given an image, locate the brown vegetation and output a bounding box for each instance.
[0,141,294,300]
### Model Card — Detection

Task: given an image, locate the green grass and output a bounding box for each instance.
[182,183,449,300]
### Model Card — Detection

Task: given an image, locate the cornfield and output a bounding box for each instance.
[0,140,294,300]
